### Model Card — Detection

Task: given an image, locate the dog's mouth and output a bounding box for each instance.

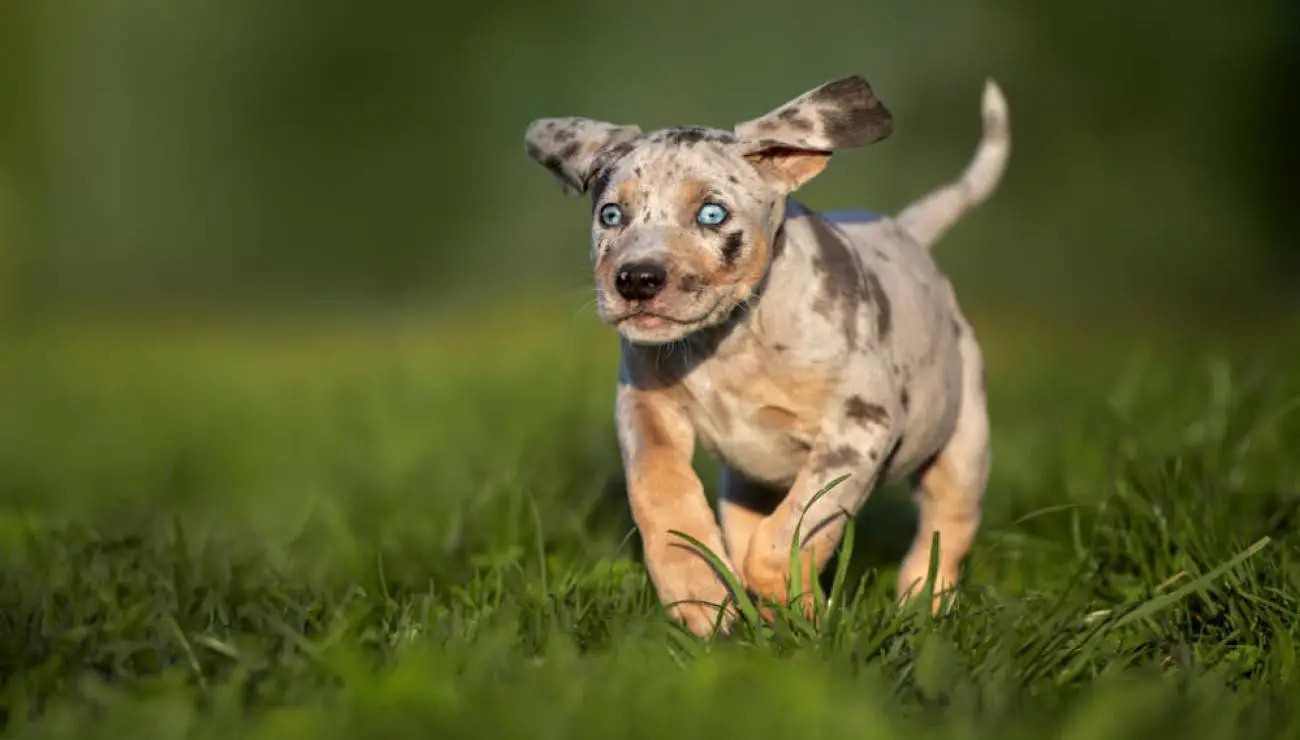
[614,309,700,333]
[599,286,746,342]
[609,296,731,324]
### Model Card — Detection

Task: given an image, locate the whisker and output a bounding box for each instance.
[563,284,601,298]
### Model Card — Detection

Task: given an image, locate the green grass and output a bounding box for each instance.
[2,308,1300,739]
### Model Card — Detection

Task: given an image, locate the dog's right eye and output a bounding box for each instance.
[598,204,625,228]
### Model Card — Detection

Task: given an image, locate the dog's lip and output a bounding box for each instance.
[611,303,724,328]
[601,292,733,330]
[615,309,692,325]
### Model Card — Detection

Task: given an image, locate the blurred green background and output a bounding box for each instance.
[3,4,1300,735]
[0,0,1295,333]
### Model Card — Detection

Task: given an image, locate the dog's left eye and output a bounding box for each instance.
[598,203,625,228]
[696,203,729,226]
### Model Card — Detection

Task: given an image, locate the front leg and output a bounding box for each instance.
[742,362,902,615]
[616,382,740,637]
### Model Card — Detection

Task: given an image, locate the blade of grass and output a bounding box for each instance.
[1056,535,1273,684]
[789,474,851,625]
[821,512,857,638]
[1108,536,1272,631]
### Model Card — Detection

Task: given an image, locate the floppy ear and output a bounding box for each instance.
[733,76,893,193]
[524,117,643,196]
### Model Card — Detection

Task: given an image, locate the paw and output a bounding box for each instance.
[742,549,791,603]
[667,597,736,637]
[647,541,741,638]
[742,546,819,623]
[895,560,961,614]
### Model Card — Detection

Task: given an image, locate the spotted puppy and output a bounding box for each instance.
[524,75,1010,636]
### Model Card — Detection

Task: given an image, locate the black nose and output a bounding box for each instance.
[615,261,668,301]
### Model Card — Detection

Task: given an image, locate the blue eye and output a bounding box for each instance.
[696,203,729,226]
[598,203,624,227]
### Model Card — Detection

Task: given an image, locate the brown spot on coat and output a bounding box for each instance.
[809,76,873,104]
[659,126,736,147]
[542,156,568,184]
[844,396,889,426]
[587,141,638,197]
[589,169,615,207]
[668,127,709,146]
[777,106,815,132]
[722,231,743,265]
[814,444,862,473]
[807,213,864,346]
[771,222,787,260]
[861,269,892,340]
[808,76,894,148]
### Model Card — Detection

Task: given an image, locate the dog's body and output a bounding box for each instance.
[525,76,1010,635]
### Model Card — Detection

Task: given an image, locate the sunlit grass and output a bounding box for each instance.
[2,308,1300,738]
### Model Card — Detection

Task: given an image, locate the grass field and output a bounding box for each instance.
[2,305,1300,739]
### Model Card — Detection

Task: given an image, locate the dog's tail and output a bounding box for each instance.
[896,79,1010,249]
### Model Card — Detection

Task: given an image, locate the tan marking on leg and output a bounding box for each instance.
[741,459,851,621]
[741,385,899,622]
[896,326,989,612]
[617,382,738,636]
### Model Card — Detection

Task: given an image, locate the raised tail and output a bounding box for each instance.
[897,78,1010,249]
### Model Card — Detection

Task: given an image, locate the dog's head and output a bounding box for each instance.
[525,76,893,345]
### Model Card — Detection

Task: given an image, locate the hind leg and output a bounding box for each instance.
[896,323,990,610]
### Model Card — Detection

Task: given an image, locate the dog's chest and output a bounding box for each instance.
[680,352,837,487]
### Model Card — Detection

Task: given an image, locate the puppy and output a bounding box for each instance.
[524,75,1009,635]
